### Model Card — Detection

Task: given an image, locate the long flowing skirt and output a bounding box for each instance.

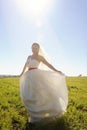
[20,69,68,122]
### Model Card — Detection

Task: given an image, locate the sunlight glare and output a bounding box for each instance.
[15,0,53,17]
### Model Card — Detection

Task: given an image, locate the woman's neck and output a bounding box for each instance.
[32,53,38,57]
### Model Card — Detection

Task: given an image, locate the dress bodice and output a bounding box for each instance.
[26,58,40,68]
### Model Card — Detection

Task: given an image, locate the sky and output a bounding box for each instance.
[0,0,87,76]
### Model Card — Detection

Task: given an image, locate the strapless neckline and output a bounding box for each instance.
[30,58,40,63]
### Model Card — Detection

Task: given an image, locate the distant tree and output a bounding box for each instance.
[78,74,82,77]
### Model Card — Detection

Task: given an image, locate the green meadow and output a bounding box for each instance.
[0,77,87,130]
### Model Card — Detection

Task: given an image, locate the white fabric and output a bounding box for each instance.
[20,59,68,122]
[26,58,40,68]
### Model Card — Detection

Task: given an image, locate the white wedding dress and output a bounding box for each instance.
[20,58,68,122]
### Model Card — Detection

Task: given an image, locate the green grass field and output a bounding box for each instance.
[0,77,87,130]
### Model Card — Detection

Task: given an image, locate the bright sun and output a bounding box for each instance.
[15,0,53,17]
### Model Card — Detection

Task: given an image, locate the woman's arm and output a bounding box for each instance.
[40,56,65,75]
[19,55,31,77]
[19,63,27,77]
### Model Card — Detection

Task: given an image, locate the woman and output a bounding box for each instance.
[20,43,68,123]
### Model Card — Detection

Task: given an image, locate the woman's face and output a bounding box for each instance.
[32,43,39,54]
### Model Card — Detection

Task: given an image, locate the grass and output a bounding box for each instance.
[0,77,87,130]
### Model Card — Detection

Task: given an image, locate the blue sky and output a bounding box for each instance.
[0,0,87,76]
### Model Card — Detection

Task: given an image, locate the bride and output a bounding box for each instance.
[20,43,68,123]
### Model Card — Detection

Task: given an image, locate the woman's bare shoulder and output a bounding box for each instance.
[27,55,31,59]
[38,55,44,61]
